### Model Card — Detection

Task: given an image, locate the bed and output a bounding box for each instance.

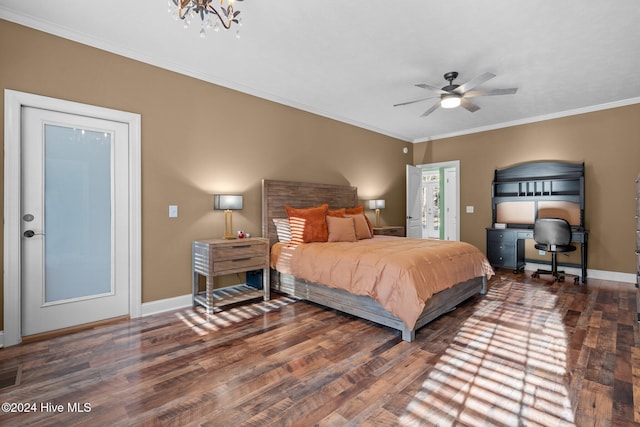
[262,179,493,342]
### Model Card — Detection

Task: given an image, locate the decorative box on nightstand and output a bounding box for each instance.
[192,237,269,314]
[372,226,405,237]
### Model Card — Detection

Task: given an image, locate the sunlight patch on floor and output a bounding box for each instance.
[401,280,575,426]
[176,296,296,335]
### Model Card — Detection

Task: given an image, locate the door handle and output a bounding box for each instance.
[23,230,44,238]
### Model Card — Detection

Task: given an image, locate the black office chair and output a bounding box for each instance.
[531,218,577,283]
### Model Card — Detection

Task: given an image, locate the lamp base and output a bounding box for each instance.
[223,210,235,240]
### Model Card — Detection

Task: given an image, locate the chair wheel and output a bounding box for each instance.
[531,272,538,278]
[558,276,565,282]
[574,277,579,284]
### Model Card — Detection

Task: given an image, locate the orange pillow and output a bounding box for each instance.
[285,204,329,244]
[327,208,346,217]
[345,205,373,235]
[326,216,357,242]
[344,213,373,240]
[345,206,365,215]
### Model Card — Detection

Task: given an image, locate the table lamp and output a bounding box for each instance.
[214,194,243,239]
[368,199,385,228]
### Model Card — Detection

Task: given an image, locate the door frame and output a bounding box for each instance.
[3,89,142,347]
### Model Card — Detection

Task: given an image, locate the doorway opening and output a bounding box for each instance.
[406,161,459,240]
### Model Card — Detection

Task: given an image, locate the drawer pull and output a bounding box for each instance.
[232,257,252,262]
[231,245,252,249]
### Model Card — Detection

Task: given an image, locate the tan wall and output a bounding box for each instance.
[414,105,640,274]
[0,20,412,329]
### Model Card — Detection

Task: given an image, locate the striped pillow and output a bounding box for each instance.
[272,218,291,243]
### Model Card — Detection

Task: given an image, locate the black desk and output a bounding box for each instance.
[486,227,588,283]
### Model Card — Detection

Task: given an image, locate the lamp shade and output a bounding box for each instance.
[368,199,385,210]
[213,194,243,210]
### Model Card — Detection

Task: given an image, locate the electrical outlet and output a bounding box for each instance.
[169,205,178,218]
[465,206,474,213]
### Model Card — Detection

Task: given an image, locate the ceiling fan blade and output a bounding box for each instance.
[464,88,518,98]
[415,83,448,94]
[420,102,440,117]
[461,98,480,112]
[455,72,496,94]
[393,96,439,107]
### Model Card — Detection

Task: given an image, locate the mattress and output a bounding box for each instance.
[271,236,494,329]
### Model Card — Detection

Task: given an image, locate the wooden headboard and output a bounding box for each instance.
[262,179,358,247]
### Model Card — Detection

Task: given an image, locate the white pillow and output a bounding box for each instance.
[272,218,291,242]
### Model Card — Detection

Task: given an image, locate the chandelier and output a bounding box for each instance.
[169,0,243,38]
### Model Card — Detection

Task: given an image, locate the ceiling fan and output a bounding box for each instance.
[394,71,518,117]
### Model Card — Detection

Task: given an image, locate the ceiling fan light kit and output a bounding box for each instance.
[441,94,461,109]
[394,71,518,117]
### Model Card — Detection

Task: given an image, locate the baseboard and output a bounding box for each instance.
[140,294,192,317]
[524,263,637,284]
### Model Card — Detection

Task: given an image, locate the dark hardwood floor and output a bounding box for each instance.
[1,271,638,426]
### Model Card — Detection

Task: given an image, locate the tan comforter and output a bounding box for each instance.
[272,236,494,330]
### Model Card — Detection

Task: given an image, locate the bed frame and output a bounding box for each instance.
[261,179,487,342]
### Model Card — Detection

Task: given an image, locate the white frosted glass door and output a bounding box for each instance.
[22,107,130,336]
[44,124,112,302]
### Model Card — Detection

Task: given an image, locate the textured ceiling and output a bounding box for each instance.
[1,1,639,142]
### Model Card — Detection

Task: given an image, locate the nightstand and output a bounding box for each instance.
[372,226,405,237]
[192,237,269,313]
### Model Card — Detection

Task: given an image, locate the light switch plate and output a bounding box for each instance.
[465,206,474,213]
[169,205,178,218]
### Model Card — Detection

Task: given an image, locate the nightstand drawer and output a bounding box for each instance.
[212,242,267,261]
[214,256,266,273]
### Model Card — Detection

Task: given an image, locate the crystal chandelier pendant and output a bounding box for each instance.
[171,0,244,37]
